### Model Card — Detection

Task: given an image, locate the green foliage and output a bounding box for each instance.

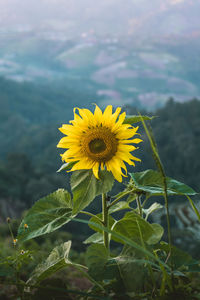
[130,169,197,196]
[143,202,163,220]
[1,106,200,299]
[108,201,131,214]
[17,189,72,241]
[86,244,109,281]
[124,115,155,124]
[27,241,72,285]
[112,211,164,245]
[84,232,103,244]
[57,161,77,172]
[71,170,114,214]
[114,254,148,293]
[89,214,116,234]
[156,242,200,272]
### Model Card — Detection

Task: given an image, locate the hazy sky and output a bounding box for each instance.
[0,0,187,25]
[0,0,197,38]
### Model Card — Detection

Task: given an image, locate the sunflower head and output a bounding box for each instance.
[57,105,142,182]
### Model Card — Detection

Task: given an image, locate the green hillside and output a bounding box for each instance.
[0,76,100,157]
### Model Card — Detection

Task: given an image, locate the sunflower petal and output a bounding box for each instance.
[93,162,100,179]
[106,160,122,182]
[70,159,95,171]
[112,111,126,132]
[94,105,103,125]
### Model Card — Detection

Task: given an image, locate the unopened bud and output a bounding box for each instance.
[13,239,18,246]
[6,217,11,223]
[24,223,29,229]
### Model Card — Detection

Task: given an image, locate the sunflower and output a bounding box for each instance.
[57,105,142,182]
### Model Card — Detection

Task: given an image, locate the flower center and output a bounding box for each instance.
[89,138,106,154]
[81,127,118,162]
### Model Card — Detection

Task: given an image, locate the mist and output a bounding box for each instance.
[0,0,199,38]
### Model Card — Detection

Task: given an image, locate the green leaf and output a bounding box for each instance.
[89,213,116,234]
[27,241,104,290]
[147,223,164,245]
[112,211,155,244]
[85,244,109,281]
[27,241,72,285]
[143,202,163,220]
[71,170,114,214]
[186,195,200,222]
[123,115,155,124]
[126,193,137,203]
[109,201,131,214]
[114,255,147,292]
[72,216,170,271]
[83,232,103,244]
[130,169,197,196]
[84,244,125,292]
[56,161,77,172]
[17,189,73,241]
[157,242,194,269]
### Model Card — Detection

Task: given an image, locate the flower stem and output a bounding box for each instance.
[102,193,109,250]
[107,188,135,210]
[136,194,143,217]
[79,211,103,223]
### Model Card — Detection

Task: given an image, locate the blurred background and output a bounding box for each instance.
[0,0,200,254]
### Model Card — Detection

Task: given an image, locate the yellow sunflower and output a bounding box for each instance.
[57,105,142,182]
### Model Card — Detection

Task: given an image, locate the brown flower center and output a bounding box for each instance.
[89,138,106,154]
[81,127,118,162]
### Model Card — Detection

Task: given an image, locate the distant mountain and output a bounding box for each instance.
[0,76,100,159]
[0,34,199,109]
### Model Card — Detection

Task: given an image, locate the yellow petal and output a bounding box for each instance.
[106,159,123,182]
[111,107,122,123]
[59,125,82,136]
[94,105,103,125]
[115,151,136,166]
[61,147,82,159]
[117,144,138,152]
[130,155,141,162]
[78,108,96,126]
[93,162,100,179]
[111,111,126,132]
[102,105,112,123]
[116,127,139,139]
[101,162,105,170]
[70,159,95,171]
[119,139,138,145]
[57,136,80,148]
[131,138,143,144]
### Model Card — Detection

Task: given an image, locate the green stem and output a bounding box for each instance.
[102,193,109,250]
[7,220,16,247]
[136,194,143,217]
[137,220,156,291]
[79,211,103,224]
[107,188,135,209]
[139,114,173,269]
[162,176,172,259]
[141,194,150,208]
